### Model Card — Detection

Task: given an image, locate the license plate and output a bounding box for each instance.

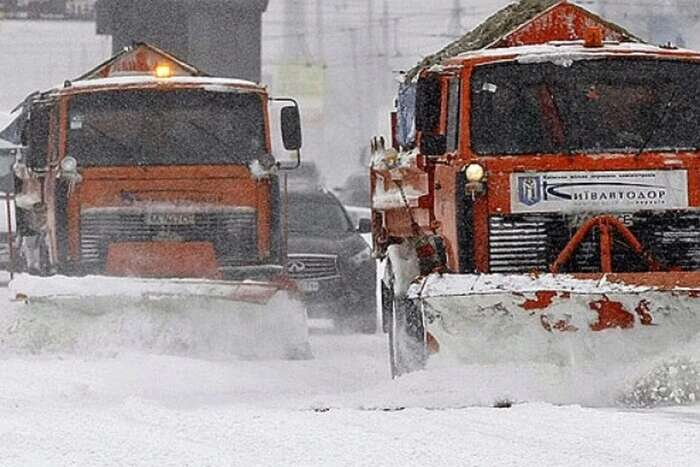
[571,213,634,228]
[298,280,320,293]
[145,213,196,226]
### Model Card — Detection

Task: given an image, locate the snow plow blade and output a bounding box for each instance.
[3,274,311,360]
[409,272,700,367]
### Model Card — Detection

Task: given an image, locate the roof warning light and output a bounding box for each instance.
[155,64,172,78]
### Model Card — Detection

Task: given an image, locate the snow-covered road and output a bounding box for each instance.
[0,283,698,466]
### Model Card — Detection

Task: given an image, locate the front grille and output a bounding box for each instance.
[489,215,551,273]
[286,254,339,280]
[489,211,700,273]
[80,207,257,269]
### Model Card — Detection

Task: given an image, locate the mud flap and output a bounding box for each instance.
[3,274,312,360]
[389,295,427,378]
[409,273,700,367]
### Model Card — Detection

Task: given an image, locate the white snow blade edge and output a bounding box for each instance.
[2,274,311,360]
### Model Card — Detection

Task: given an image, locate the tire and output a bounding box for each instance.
[381,281,393,333]
[37,236,51,276]
[386,280,427,378]
[17,234,51,276]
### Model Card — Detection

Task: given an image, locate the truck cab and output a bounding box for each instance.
[372,2,700,281]
[12,43,302,280]
[370,1,700,377]
[375,41,700,277]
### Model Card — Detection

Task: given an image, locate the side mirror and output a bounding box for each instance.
[358,218,372,234]
[420,134,447,156]
[281,105,302,151]
[0,153,14,193]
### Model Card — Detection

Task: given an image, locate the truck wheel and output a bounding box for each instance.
[16,235,50,276]
[381,281,393,333]
[37,237,51,276]
[388,284,427,378]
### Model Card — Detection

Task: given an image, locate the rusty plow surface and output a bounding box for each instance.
[409,273,700,366]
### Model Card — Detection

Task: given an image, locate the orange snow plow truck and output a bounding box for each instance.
[6,44,310,359]
[372,0,700,376]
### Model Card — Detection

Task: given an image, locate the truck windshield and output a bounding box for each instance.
[470,58,700,155]
[67,89,266,166]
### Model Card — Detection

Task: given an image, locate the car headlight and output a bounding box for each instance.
[465,163,485,183]
[349,245,372,267]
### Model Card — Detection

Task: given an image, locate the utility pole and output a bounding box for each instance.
[347,27,366,151]
[316,0,324,66]
[448,0,464,38]
[380,0,390,60]
[377,0,392,164]
[314,0,327,165]
[367,0,375,56]
[283,0,307,63]
[362,0,376,164]
[392,17,401,57]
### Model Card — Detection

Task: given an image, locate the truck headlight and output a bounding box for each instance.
[61,156,78,173]
[349,245,372,267]
[59,156,82,184]
[465,163,485,183]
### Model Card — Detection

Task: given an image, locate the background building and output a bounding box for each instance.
[0,0,95,19]
[95,0,268,82]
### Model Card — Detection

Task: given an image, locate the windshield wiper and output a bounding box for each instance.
[82,121,134,154]
[537,70,567,148]
[634,86,678,157]
[184,120,239,156]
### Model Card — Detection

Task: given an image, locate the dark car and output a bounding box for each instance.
[333,171,370,208]
[285,161,324,190]
[286,188,376,333]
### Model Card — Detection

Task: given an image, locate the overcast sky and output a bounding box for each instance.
[0,1,697,185]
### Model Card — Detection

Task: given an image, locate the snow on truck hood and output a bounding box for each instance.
[455,42,700,66]
[64,75,264,92]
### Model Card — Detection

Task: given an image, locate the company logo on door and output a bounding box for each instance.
[517,176,543,206]
[511,170,688,213]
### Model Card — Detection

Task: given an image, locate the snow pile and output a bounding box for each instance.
[2,275,311,360]
[370,146,418,171]
[371,177,427,210]
[622,357,700,408]
[310,353,698,410]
